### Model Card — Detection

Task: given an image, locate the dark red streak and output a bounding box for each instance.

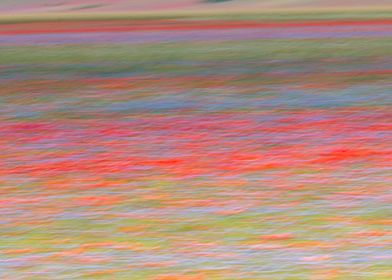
[1,19,392,35]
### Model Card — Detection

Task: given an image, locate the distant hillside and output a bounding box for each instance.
[0,0,391,14]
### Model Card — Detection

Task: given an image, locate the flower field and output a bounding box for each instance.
[0,10,391,280]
